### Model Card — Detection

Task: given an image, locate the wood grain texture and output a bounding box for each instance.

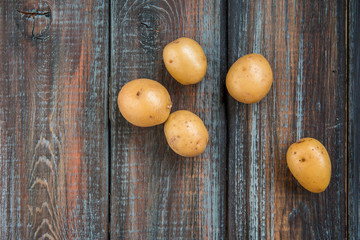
[227,0,347,239]
[0,0,108,239]
[348,0,360,238]
[110,0,226,239]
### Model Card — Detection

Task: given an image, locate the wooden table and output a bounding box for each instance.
[1,0,358,239]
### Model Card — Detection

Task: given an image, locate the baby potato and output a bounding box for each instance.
[286,138,331,193]
[226,53,273,104]
[164,110,208,157]
[117,79,172,127]
[163,37,207,85]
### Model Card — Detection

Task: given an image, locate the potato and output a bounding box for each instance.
[164,110,208,157]
[226,53,273,104]
[163,37,207,85]
[117,79,172,127]
[286,138,331,193]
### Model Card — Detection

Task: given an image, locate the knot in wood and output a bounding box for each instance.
[16,1,52,39]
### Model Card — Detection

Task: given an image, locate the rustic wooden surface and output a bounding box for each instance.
[227,0,347,239]
[0,0,357,239]
[110,0,227,239]
[0,0,109,239]
[349,0,360,239]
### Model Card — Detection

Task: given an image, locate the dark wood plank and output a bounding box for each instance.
[227,0,347,239]
[0,0,109,238]
[349,0,360,238]
[110,0,227,239]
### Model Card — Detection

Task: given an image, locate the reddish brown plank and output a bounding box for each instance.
[110,0,227,239]
[0,0,109,238]
[227,0,347,239]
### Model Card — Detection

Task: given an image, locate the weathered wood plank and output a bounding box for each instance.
[110,0,226,239]
[349,0,360,238]
[0,0,109,239]
[227,0,347,239]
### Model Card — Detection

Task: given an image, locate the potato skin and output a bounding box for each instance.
[163,37,207,85]
[117,79,172,127]
[286,138,331,193]
[226,53,273,104]
[164,110,209,157]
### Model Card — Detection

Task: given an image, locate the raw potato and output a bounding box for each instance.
[117,79,172,127]
[226,53,273,104]
[286,138,331,193]
[164,110,208,157]
[163,37,207,85]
